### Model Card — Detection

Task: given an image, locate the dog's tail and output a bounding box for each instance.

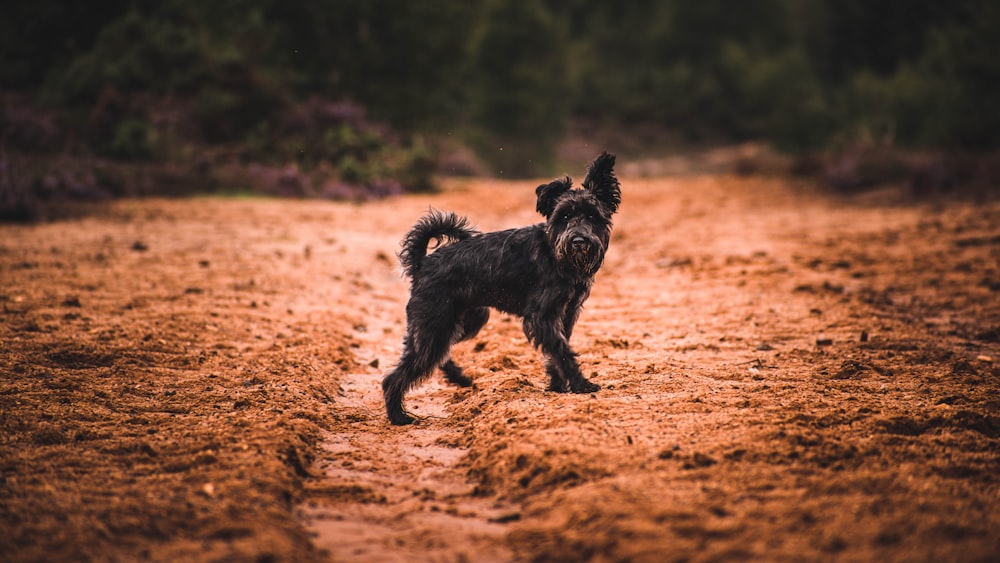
[399,210,478,278]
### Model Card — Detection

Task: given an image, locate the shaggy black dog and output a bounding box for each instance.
[382,152,620,425]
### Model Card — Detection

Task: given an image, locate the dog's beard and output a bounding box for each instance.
[556,239,604,277]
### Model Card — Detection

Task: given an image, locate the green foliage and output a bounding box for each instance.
[822,1,1000,152]
[106,118,154,160]
[45,8,204,103]
[3,0,998,187]
[736,47,835,151]
[263,0,479,130]
[909,3,1000,149]
[554,0,998,152]
[396,137,437,193]
[466,0,569,176]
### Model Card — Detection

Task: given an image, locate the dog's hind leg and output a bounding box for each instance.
[441,359,472,387]
[456,307,490,342]
[440,307,489,387]
[382,334,420,425]
[382,309,461,425]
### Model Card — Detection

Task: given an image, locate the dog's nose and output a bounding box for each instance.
[572,236,586,246]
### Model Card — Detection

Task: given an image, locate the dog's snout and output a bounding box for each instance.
[571,236,586,246]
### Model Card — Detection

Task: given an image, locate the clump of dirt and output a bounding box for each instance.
[3,176,999,562]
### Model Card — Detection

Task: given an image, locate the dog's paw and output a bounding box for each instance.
[548,379,569,393]
[570,379,600,394]
[441,361,474,388]
[388,411,417,426]
[443,370,473,388]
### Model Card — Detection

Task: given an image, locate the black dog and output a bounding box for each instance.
[382,152,620,425]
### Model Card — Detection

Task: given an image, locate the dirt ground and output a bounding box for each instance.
[2,173,999,562]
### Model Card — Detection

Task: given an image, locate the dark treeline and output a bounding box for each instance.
[2,0,998,193]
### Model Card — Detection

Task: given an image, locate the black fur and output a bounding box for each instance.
[382,152,620,425]
[398,210,478,278]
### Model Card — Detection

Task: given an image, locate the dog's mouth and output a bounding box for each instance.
[561,235,603,275]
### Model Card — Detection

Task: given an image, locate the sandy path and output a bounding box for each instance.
[2,174,998,561]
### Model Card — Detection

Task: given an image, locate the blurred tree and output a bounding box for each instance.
[556,0,796,141]
[3,0,998,172]
[798,0,976,83]
[904,1,1000,149]
[468,0,569,176]
[821,0,1000,150]
[0,0,130,90]
[40,1,287,146]
[264,0,478,130]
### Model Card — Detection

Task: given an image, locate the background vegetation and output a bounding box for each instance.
[2,0,998,214]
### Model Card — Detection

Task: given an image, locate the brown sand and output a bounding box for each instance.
[2,175,998,561]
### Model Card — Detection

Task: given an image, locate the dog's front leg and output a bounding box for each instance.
[561,302,581,342]
[561,284,590,341]
[525,315,599,394]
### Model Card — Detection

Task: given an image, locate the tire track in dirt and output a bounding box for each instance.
[300,373,516,562]
[294,187,531,561]
[300,329,520,561]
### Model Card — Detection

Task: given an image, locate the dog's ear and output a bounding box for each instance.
[582,152,620,215]
[535,176,572,218]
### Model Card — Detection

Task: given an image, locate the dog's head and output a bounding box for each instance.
[535,152,620,278]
